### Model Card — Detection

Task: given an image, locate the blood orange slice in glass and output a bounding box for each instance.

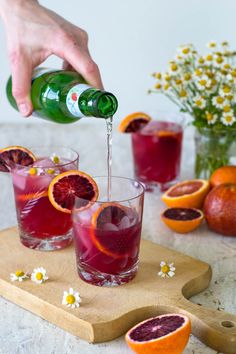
[118,112,152,133]
[0,146,36,172]
[125,313,191,354]
[91,203,139,259]
[48,170,98,213]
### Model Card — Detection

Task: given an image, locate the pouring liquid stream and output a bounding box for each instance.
[106,116,113,201]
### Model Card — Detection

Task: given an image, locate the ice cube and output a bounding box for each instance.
[102,223,119,232]
[33,158,55,168]
[118,216,131,230]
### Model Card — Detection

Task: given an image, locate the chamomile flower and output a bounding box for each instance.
[207,40,217,49]
[179,89,188,102]
[51,153,60,165]
[175,55,185,64]
[193,95,206,109]
[205,54,214,63]
[193,68,203,79]
[196,75,211,90]
[62,288,81,309]
[212,96,225,108]
[214,54,225,68]
[10,270,29,282]
[222,104,232,113]
[197,57,205,65]
[174,78,183,86]
[31,267,48,284]
[154,72,162,80]
[158,261,176,278]
[155,82,162,91]
[28,167,44,176]
[219,85,232,97]
[221,41,229,48]
[183,73,192,82]
[163,83,171,92]
[221,112,236,126]
[206,112,218,125]
[164,73,172,82]
[178,45,192,58]
[169,62,180,76]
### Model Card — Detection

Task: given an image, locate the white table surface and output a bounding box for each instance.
[0,120,235,354]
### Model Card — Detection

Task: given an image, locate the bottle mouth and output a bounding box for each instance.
[95,92,118,118]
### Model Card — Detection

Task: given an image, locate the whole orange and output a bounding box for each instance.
[204,184,236,236]
[210,166,236,187]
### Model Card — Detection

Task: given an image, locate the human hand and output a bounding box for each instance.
[0,0,103,116]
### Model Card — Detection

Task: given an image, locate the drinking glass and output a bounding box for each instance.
[73,176,144,287]
[131,112,184,192]
[12,147,79,251]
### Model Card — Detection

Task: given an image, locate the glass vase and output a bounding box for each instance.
[194,127,236,179]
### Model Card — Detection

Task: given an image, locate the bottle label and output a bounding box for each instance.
[66,84,91,117]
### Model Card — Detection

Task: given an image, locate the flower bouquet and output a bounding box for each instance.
[150,41,236,178]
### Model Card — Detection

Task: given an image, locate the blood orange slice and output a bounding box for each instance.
[0,146,36,172]
[162,179,210,209]
[118,112,152,133]
[161,207,204,233]
[125,313,191,354]
[91,203,137,259]
[48,170,98,213]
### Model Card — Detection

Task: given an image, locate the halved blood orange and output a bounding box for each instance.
[48,170,98,213]
[125,313,191,354]
[0,146,36,172]
[90,203,135,259]
[161,207,204,233]
[118,112,152,133]
[162,179,210,209]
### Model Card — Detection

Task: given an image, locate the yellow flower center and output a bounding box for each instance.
[164,83,170,90]
[47,168,55,175]
[216,56,223,64]
[195,69,202,77]
[179,89,187,98]
[170,63,178,72]
[198,57,205,64]
[206,113,213,121]
[184,73,191,81]
[222,41,228,46]
[161,265,170,274]
[231,70,236,78]
[223,86,231,94]
[53,156,60,164]
[225,115,233,123]
[199,79,207,86]
[224,64,231,70]
[36,272,43,281]
[175,79,182,85]
[195,99,203,106]
[211,79,217,86]
[182,47,190,54]
[226,95,233,101]
[223,105,231,113]
[206,54,213,61]
[29,167,37,176]
[216,96,224,104]
[209,42,216,48]
[66,294,75,305]
[155,83,162,89]
[15,270,24,277]
[155,72,162,79]
[221,69,228,76]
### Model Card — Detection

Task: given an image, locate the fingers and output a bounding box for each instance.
[9,50,33,117]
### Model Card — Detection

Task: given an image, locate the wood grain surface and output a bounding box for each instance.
[0,227,235,353]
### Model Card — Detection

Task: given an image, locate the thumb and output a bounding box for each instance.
[10,51,33,117]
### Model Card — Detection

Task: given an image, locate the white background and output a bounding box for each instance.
[0,0,236,122]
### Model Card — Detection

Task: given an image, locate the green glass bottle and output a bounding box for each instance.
[6,68,118,124]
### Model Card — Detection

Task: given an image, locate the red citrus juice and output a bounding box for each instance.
[73,204,142,285]
[131,121,183,189]
[12,158,77,241]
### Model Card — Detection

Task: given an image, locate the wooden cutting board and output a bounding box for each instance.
[0,227,235,353]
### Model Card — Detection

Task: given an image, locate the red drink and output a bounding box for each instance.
[12,148,78,250]
[73,176,144,286]
[131,121,183,190]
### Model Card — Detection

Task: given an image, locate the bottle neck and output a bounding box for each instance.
[66,84,118,119]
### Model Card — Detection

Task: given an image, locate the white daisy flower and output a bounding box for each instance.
[163,83,171,92]
[10,270,29,282]
[169,62,180,76]
[31,267,49,284]
[193,68,203,79]
[51,153,61,165]
[179,89,188,102]
[206,112,218,125]
[196,75,211,90]
[155,82,162,91]
[221,41,229,48]
[175,55,185,64]
[193,95,206,109]
[219,85,232,97]
[62,288,82,309]
[158,261,176,278]
[207,41,217,49]
[178,45,192,58]
[221,112,236,126]
[197,57,205,65]
[212,96,225,108]
[28,167,44,176]
[214,54,225,68]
